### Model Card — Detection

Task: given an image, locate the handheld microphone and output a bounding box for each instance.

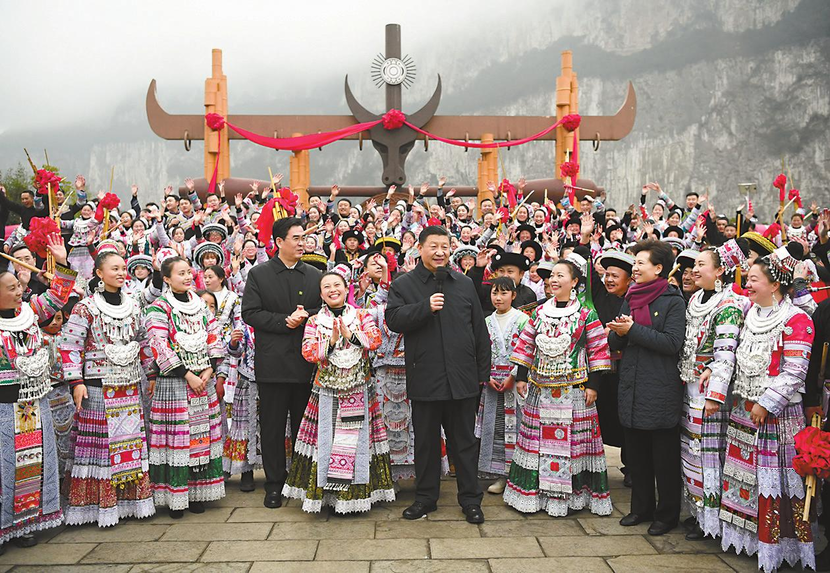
[434,265,449,295]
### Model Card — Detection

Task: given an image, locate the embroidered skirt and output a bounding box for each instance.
[681,386,729,538]
[47,384,75,477]
[148,376,225,510]
[64,385,154,527]
[283,383,395,514]
[719,400,813,573]
[504,383,611,517]
[222,375,262,475]
[0,398,63,544]
[375,366,416,481]
[475,383,521,478]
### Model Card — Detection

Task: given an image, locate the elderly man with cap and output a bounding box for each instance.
[672,249,700,302]
[592,250,635,483]
[468,251,537,315]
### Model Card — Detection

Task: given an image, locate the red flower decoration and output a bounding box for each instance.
[722,480,729,491]
[100,192,120,211]
[788,188,803,208]
[561,114,581,132]
[560,161,580,180]
[739,488,750,500]
[205,113,226,131]
[773,173,787,202]
[427,217,443,227]
[793,426,830,479]
[207,333,217,345]
[275,187,299,216]
[381,109,406,130]
[23,217,60,258]
[34,169,62,196]
[496,207,510,225]
[550,462,560,471]
[763,223,781,239]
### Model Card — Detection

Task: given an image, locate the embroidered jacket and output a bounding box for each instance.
[365,284,405,369]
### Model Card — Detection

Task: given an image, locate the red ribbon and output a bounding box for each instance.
[204,109,582,195]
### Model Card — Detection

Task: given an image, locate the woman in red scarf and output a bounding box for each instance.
[608,240,687,537]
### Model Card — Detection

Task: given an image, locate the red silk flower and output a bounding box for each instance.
[427,217,443,227]
[100,192,120,211]
[793,426,830,479]
[384,250,398,274]
[561,114,581,132]
[34,169,62,196]
[496,206,510,224]
[773,173,787,202]
[560,161,580,180]
[763,222,781,239]
[382,109,406,130]
[206,113,226,131]
[788,188,803,208]
[275,186,299,216]
[23,217,60,258]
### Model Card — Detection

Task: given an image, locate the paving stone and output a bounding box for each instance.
[13,567,129,573]
[644,532,725,554]
[0,542,97,565]
[227,507,328,523]
[376,520,481,539]
[82,542,208,564]
[143,506,234,524]
[131,565,252,573]
[430,537,543,559]
[578,517,652,536]
[427,504,523,521]
[269,521,375,540]
[537,535,657,557]
[371,559,490,572]
[250,563,370,573]
[316,539,428,561]
[480,519,584,537]
[214,490,273,508]
[201,540,318,562]
[489,557,613,573]
[161,522,272,541]
[333,506,399,521]
[49,523,170,543]
[716,552,803,573]
[606,554,732,572]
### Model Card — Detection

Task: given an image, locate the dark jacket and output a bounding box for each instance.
[466,266,537,315]
[241,257,322,384]
[385,262,491,401]
[608,284,686,430]
[805,298,830,409]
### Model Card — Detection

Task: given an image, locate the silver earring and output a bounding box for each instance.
[714,279,723,293]
[95,280,105,293]
[569,289,577,301]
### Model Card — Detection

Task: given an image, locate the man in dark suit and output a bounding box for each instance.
[386,226,490,524]
[242,217,322,508]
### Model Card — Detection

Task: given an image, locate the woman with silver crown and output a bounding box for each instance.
[0,233,76,553]
[59,250,155,527]
[678,239,750,542]
[504,251,613,517]
[720,243,815,573]
[143,256,227,518]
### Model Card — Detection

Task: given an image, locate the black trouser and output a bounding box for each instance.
[411,397,483,508]
[624,425,681,524]
[258,382,311,494]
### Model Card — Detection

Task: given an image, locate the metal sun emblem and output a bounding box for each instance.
[371,53,416,88]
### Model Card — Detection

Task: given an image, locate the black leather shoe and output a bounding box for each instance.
[12,534,37,548]
[264,492,282,508]
[682,516,696,530]
[463,505,485,524]
[623,473,632,488]
[240,471,255,492]
[648,520,677,536]
[168,508,184,519]
[619,513,652,526]
[402,501,437,520]
[685,523,705,540]
[188,501,205,514]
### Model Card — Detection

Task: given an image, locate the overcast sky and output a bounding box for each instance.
[0,0,555,133]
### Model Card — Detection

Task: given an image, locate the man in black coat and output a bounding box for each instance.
[386,226,490,523]
[242,217,321,508]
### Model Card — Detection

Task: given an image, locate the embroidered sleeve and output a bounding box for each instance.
[585,309,611,373]
[510,310,538,369]
[59,302,92,383]
[143,303,183,376]
[758,312,814,416]
[301,316,326,364]
[31,264,77,324]
[206,314,226,361]
[792,279,817,317]
[705,304,743,404]
[353,310,382,351]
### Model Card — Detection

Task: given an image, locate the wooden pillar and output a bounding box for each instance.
[555,50,573,181]
[289,133,310,208]
[204,49,230,183]
[477,133,498,217]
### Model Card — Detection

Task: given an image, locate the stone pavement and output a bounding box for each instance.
[0,448,814,572]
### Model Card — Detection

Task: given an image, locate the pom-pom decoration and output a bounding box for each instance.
[560,161,580,180]
[100,193,121,211]
[381,109,406,130]
[205,113,226,131]
[34,169,62,196]
[23,217,60,258]
[561,114,581,132]
[793,426,830,480]
[773,173,787,202]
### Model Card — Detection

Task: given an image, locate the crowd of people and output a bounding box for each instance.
[0,170,828,573]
